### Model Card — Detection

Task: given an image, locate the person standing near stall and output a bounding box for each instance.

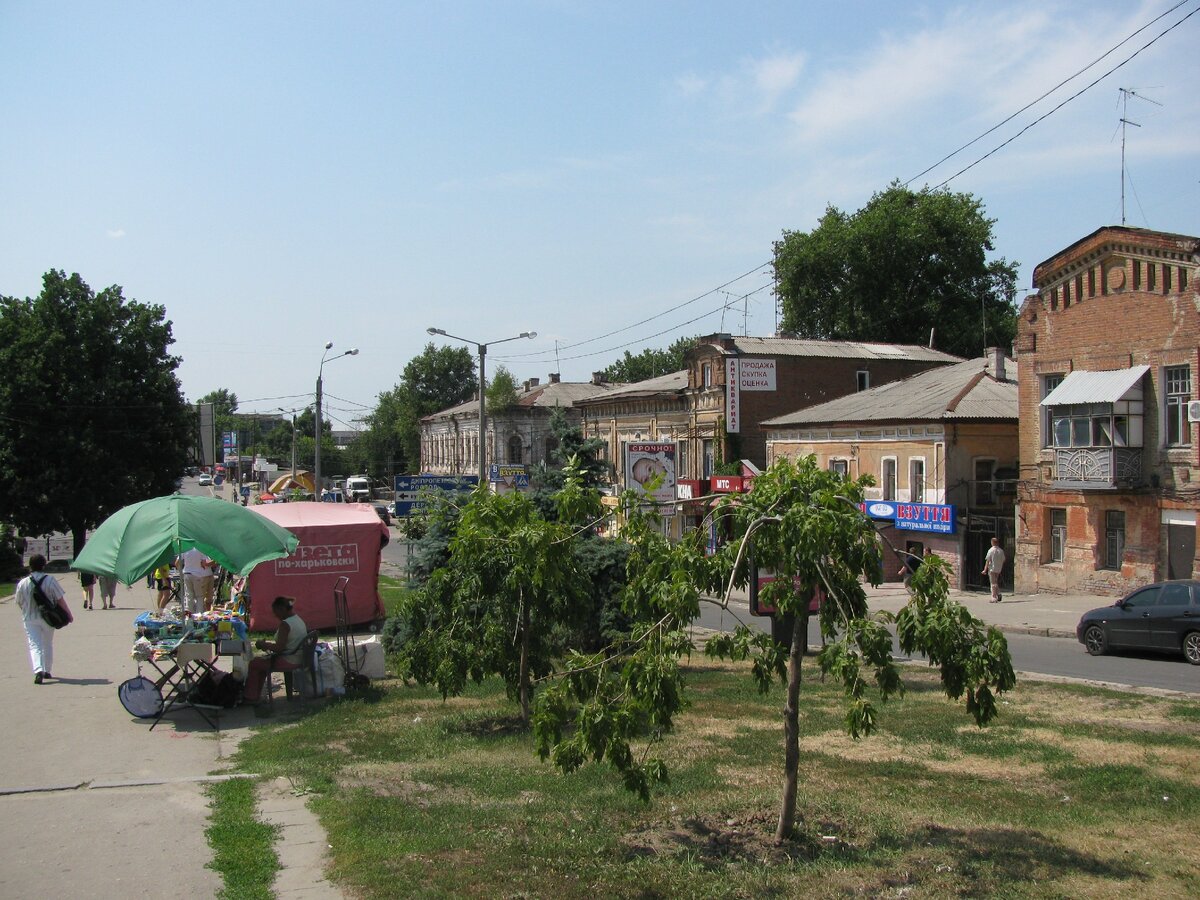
[176,547,216,615]
[16,554,73,684]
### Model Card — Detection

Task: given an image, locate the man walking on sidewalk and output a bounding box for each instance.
[983,537,1006,603]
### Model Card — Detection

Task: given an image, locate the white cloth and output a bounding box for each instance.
[179,548,213,577]
[16,572,67,675]
[984,545,1006,574]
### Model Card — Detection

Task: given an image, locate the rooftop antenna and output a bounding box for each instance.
[1118,87,1161,225]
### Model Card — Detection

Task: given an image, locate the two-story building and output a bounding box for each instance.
[762,351,1019,589]
[1014,226,1199,595]
[681,333,962,479]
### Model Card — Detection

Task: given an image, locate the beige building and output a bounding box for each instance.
[762,351,1019,590]
[420,374,616,476]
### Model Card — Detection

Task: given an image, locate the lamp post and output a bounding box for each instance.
[426,327,536,486]
[277,407,299,486]
[315,342,359,496]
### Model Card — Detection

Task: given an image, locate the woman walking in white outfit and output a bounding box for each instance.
[15,554,73,684]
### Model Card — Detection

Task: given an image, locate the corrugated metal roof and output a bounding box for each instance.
[719,336,961,363]
[423,381,619,421]
[1039,366,1150,406]
[574,370,688,404]
[763,356,1018,427]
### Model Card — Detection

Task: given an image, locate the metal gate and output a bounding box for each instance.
[964,515,1015,592]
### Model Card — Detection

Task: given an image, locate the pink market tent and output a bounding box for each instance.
[246,502,389,631]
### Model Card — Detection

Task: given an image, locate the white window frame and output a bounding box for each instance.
[881,457,897,501]
[1041,373,1065,447]
[908,457,926,503]
[829,458,849,477]
[1164,364,1192,448]
[1048,508,1067,563]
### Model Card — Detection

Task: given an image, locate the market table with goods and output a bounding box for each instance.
[120,610,250,729]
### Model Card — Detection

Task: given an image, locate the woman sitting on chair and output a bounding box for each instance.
[242,596,308,704]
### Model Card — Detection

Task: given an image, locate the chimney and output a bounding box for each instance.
[987,347,1007,381]
[591,372,606,385]
[548,373,560,384]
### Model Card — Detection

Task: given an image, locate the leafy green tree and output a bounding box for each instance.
[385,344,477,472]
[535,455,1016,836]
[599,335,696,383]
[0,271,192,554]
[484,365,519,415]
[774,182,1018,358]
[403,468,597,722]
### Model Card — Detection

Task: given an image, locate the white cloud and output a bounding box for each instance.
[106,228,126,239]
[752,52,805,106]
[675,73,708,97]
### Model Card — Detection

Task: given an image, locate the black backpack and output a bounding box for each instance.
[31,575,70,629]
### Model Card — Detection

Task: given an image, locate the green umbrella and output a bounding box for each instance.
[71,494,300,584]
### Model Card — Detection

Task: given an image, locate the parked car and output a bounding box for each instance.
[373,503,392,526]
[198,472,214,487]
[1076,580,1200,665]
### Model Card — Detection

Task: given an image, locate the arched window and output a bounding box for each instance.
[508,435,524,464]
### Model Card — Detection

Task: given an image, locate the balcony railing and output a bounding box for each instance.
[1054,447,1142,486]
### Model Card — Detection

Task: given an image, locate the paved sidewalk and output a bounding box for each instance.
[864,582,1100,640]
[0,578,341,899]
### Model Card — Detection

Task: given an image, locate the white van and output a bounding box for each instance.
[345,476,371,503]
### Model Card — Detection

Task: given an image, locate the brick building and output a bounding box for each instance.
[762,351,1019,590]
[682,334,961,477]
[1015,226,1200,596]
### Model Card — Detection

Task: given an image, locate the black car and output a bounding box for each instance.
[373,503,392,527]
[1076,580,1200,665]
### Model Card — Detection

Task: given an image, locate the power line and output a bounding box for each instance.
[904,0,1194,188]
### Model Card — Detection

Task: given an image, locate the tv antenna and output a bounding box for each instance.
[1118,87,1161,225]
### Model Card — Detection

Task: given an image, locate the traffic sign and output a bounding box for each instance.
[393,474,479,516]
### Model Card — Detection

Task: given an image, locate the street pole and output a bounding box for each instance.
[426,327,536,489]
[314,342,359,498]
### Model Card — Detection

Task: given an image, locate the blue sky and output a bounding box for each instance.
[2,1,1196,429]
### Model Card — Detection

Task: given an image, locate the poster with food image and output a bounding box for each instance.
[624,441,677,515]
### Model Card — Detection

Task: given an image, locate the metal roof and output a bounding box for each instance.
[422,381,619,421]
[712,336,961,363]
[573,370,688,405]
[762,355,1018,427]
[1039,366,1150,406]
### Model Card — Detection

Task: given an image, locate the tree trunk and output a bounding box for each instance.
[775,613,807,843]
[518,596,531,723]
[71,525,87,559]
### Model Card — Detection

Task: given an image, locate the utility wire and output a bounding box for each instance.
[904,0,1194,187]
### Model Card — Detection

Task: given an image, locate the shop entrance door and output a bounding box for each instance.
[965,515,1015,592]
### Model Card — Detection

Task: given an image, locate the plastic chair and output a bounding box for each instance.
[267,630,320,704]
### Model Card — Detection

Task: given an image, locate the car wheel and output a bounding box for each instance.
[1183,631,1200,666]
[1083,624,1108,656]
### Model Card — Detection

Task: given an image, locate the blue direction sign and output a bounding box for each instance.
[393,474,479,516]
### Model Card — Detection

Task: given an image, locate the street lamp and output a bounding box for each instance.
[315,342,359,496]
[426,327,537,485]
[278,407,300,486]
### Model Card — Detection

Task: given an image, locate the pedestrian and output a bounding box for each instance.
[79,570,96,610]
[98,575,119,610]
[983,537,1006,602]
[176,547,217,615]
[153,563,173,612]
[16,554,73,684]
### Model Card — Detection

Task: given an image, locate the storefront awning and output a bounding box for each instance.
[1040,365,1150,406]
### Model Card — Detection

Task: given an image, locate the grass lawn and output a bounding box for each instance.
[218,650,1200,899]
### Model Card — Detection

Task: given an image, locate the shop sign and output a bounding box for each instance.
[276,543,359,576]
[676,479,701,500]
[711,475,751,493]
[738,358,776,391]
[860,501,898,519]
[725,358,740,433]
[489,463,529,489]
[893,503,957,534]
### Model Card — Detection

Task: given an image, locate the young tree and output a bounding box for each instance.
[0,271,193,554]
[403,469,596,722]
[774,183,1018,358]
[536,456,1016,838]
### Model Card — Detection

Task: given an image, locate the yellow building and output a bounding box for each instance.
[762,351,1018,591]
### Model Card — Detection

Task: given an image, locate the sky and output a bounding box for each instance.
[2,1,1197,430]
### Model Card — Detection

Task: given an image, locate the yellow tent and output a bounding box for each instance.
[269,471,315,494]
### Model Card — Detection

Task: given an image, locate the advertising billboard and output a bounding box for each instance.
[624,441,677,515]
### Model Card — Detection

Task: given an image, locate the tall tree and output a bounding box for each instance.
[774,183,1018,358]
[0,271,192,554]
[393,343,477,470]
[599,335,696,383]
[484,365,519,414]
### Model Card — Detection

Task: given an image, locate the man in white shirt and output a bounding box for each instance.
[16,554,73,683]
[982,537,1006,603]
[177,547,216,615]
